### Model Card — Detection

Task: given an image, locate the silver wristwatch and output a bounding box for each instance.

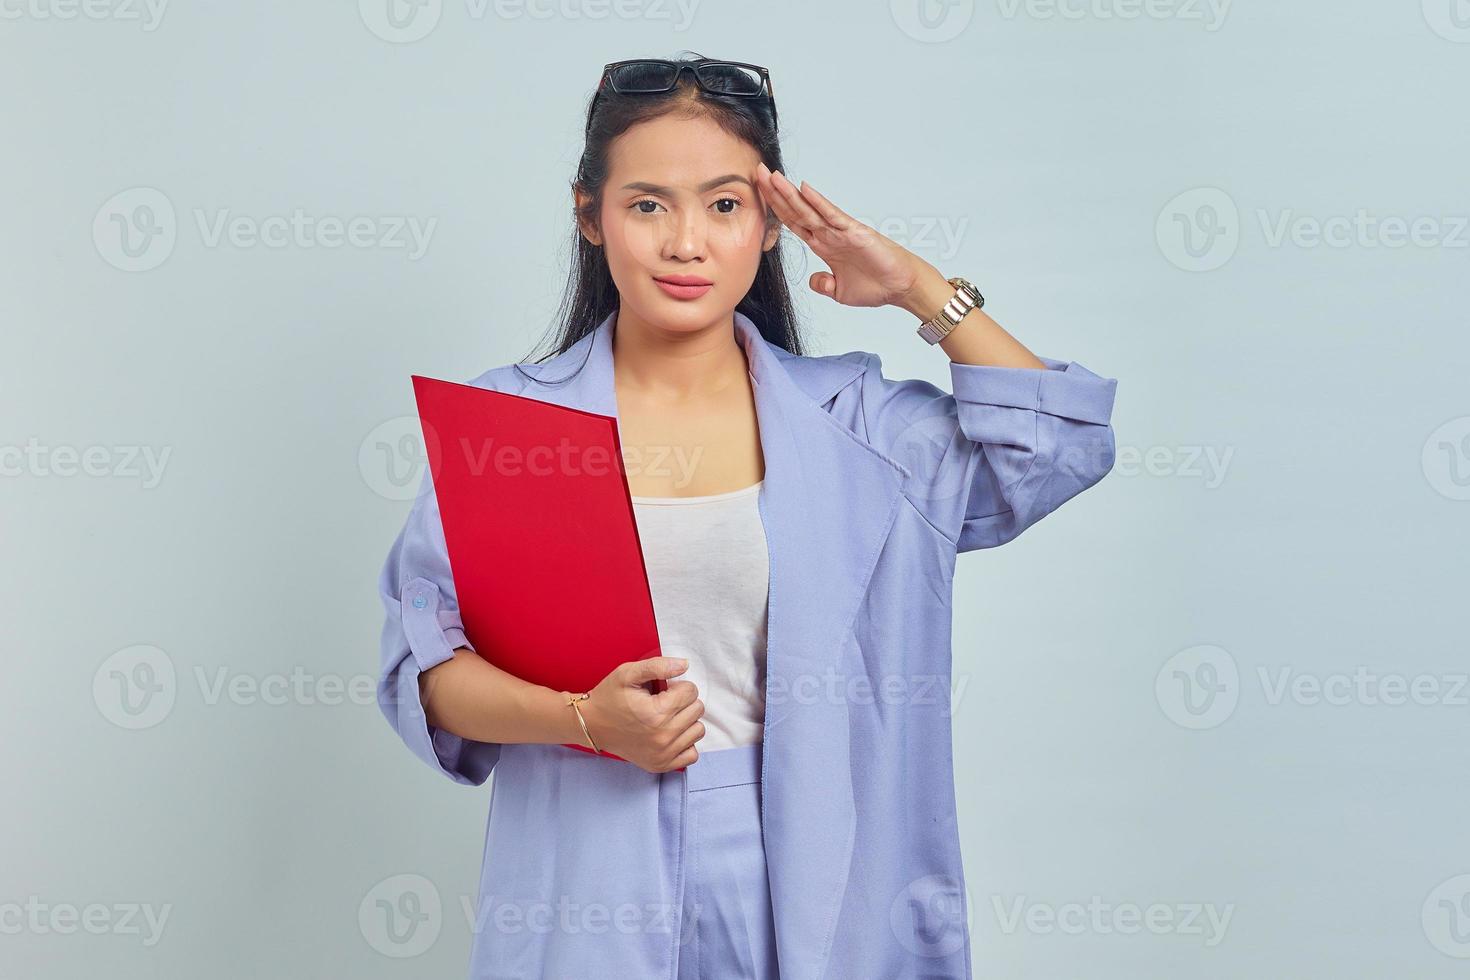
[916,276,984,345]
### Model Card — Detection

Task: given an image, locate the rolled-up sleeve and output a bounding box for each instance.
[856,352,1118,553]
[376,456,501,785]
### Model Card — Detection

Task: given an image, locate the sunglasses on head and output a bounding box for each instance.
[586,58,775,133]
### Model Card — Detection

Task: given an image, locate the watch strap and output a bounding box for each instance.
[916,277,984,344]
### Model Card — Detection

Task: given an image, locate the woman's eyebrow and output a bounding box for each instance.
[621,174,753,194]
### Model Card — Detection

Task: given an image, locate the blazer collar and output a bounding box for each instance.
[512,307,906,980]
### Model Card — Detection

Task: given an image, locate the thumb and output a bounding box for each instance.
[625,655,689,684]
[810,271,836,298]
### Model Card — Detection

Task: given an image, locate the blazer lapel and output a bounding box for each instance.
[510,308,906,980]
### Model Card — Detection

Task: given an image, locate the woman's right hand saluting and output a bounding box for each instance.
[573,657,705,773]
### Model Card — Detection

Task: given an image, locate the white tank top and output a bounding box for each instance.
[630,481,769,752]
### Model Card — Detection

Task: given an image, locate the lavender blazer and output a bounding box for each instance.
[376,308,1118,978]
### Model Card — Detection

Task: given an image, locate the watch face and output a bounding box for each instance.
[955,279,982,308]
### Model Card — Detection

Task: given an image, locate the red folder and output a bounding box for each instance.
[411,375,665,763]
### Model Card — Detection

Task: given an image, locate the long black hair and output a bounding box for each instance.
[514,50,805,385]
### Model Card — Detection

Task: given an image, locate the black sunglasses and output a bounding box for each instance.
[586,58,775,132]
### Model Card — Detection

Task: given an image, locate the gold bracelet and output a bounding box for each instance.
[563,692,601,754]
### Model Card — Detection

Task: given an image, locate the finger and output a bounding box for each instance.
[666,744,699,771]
[654,679,700,713]
[771,169,826,233]
[755,169,810,240]
[754,160,782,208]
[769,169,827,236]
[810,271,836,298]
[624,656,688,685]
[666,719,706,757]
[753,161,782,218]
[666,696,705,732]
[798,181,855,230]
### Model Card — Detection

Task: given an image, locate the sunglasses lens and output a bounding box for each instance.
[694,63,765,96]
[607,61,678,93]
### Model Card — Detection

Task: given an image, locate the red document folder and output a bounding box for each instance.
[411,375,665,763]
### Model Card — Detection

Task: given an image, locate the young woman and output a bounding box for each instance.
[376,53,1119,980]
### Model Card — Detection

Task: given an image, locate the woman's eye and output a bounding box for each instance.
[630,198,740,215]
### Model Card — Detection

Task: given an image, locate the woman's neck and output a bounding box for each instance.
[610,306,751,401]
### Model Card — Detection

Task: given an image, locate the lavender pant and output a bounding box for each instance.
[471,740,778,979]
[675,741,779,979]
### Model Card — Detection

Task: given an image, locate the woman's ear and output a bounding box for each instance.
[761,210,781,252]
[573,187,602,247]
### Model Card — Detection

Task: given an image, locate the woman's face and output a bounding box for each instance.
[577,112,779,335]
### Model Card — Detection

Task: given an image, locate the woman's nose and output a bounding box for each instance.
[662,210,708,261]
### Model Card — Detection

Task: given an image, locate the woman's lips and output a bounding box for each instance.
[653,276,713,300]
